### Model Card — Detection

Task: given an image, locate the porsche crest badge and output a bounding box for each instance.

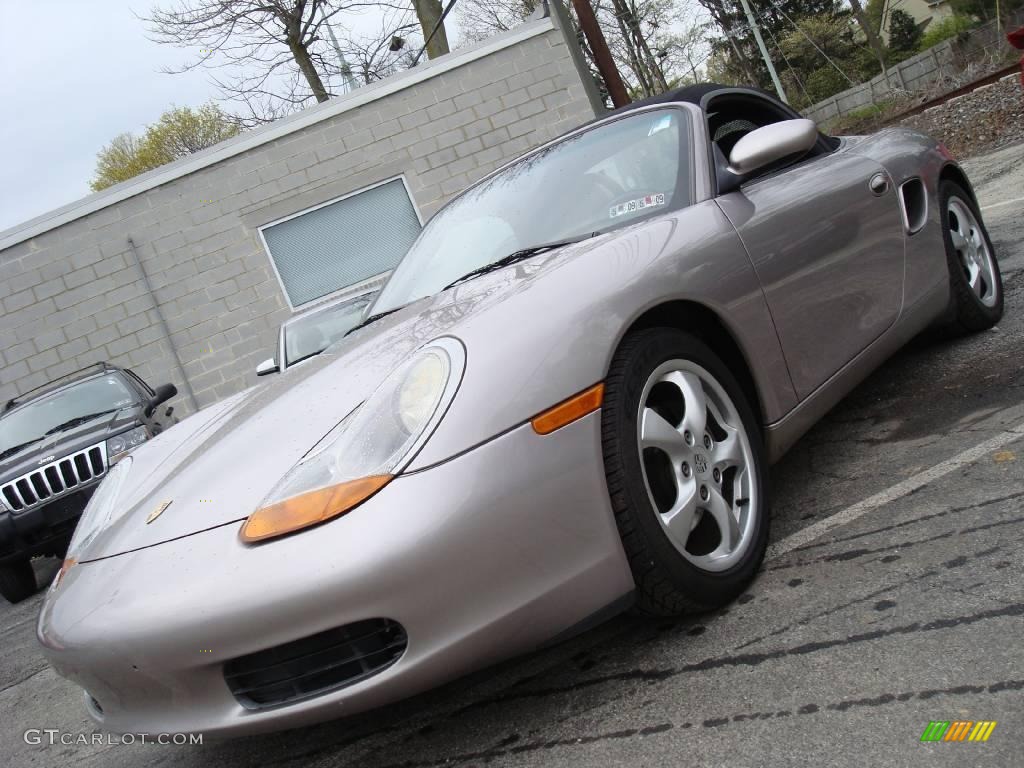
[146,500,173,524]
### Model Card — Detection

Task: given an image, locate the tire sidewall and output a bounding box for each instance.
[604,328,769,606]
[940,181,1003,327]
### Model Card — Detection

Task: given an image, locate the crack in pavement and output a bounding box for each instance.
[793,489,1024,553]
[765,513,1024,572]
[446,602,1024,716]
[369,678,1024,768]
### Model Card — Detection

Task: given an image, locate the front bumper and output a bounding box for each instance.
[0,487,96,564]
[38,412,633,737]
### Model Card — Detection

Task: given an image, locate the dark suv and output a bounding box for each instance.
[0,363,177,603]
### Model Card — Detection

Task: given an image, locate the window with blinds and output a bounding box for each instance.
[260,177,422,307]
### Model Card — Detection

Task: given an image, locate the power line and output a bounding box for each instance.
[760,0,857,87]
[751,0,812,103]
[738,0,788,102]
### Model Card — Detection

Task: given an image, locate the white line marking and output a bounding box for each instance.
[981,197,1024,212]
[766,420,1024,561]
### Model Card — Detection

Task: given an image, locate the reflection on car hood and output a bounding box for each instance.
[78,236,611,562]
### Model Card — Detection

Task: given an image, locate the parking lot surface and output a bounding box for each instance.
[3,143,1023,768]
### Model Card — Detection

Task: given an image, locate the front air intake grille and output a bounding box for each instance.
[1,443,107,512]
[223,618,407,709]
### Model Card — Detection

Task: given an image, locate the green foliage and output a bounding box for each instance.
[864,0,886,35]
[918,15,976,52]
[888,10,921,54]
[951,0,1024,18]
[824,97,899,135]
[91,104,240,191]
[803,67,850,104]
[698,0,845,90]
[776,14,862,104]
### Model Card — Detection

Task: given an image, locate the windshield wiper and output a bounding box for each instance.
[443,233,600,291]
[0,439,43,462]
[43,409,120,436]
[288,349,326,366]
[345,305,408,336]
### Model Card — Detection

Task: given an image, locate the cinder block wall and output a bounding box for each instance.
[0,9,600,415]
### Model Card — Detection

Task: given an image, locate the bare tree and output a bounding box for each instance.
[338,8,421,83]
[847,0,892,87]
[459,0,708,98]
[457,0,537,41]
[144,0,387,120]
[411,0,451,58]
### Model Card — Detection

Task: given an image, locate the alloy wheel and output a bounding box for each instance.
[636,360,758,572]
[948,196,998,308]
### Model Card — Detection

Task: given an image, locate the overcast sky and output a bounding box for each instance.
[0,1,452,234]
[0,1,225,233]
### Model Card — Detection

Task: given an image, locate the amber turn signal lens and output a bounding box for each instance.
[531,383,604,435]
[240,475,393,543]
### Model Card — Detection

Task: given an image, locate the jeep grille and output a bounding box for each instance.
[1,443,107,512]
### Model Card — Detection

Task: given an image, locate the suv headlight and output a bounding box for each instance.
[241,338,465,543]
[106,426,149,463]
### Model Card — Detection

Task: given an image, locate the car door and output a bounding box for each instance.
[716,146,905,401]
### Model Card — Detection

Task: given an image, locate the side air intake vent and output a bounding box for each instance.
[899,178,927,235]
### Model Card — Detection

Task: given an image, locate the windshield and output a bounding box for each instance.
[284,294,374,366]
[0,375,136,456]
[370,108,690,314]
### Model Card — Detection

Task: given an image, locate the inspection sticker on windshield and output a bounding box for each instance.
[609,193,665,219]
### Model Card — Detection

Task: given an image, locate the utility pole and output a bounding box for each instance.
[321,6,358,93]
[737,0,788,103]
[572,0,631,107]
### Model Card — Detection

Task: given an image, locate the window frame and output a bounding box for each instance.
[257,174,424,311]
[279,290,376,369]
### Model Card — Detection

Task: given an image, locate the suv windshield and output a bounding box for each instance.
[0,375,136,457]
[285,294,374,366]
[370,108,690,314]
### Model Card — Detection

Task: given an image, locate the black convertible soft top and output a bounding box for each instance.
[601,83,789,118]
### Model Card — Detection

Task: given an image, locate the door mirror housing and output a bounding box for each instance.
[145,383,177,417]
[727,119,819,177]
[256,358,279,377]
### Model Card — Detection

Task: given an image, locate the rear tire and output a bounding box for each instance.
[601,328,769,617]
[940,181,1003,332]
[0,560,37,604]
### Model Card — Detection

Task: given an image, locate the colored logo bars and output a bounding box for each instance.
[920,721,997,742]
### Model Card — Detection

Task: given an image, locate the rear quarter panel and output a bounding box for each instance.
[846,128,953,312]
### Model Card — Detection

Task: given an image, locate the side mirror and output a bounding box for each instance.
[145,383,177,417]
[727,119,819,176]
[256,358,279,377]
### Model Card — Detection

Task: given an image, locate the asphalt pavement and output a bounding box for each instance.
[2,142,1022,768]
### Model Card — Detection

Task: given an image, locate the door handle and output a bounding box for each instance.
[869,173,890,196]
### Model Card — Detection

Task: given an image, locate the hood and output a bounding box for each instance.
[77,231,633,562]
[0,408,140,486]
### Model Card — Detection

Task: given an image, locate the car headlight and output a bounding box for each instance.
[106,426,149,462]
[240,338,465,543]
[55,456,134,586]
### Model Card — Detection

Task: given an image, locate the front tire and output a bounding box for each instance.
[0,560,37,604]
[601,328,769,617]
[941,181,1003,332]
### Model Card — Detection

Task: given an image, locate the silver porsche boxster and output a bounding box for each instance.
[37,84,1003,737]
